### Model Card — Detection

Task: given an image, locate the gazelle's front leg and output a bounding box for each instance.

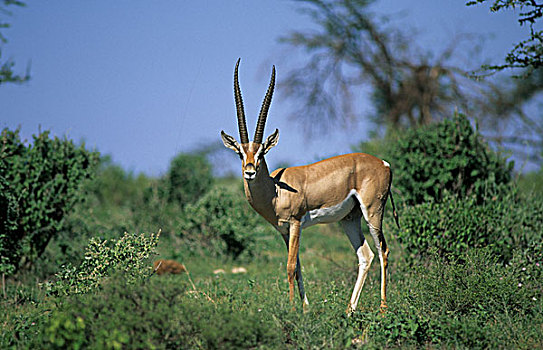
[280,232,309,310]
[286,219,301,307]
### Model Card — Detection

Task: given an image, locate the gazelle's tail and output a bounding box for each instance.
[388,167,400,229]
[389,189,400,229]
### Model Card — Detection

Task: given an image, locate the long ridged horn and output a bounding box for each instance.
[254,65,275,144]
[234,58,249,144]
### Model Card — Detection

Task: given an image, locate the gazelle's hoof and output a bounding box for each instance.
[380,303,388,315]
[345,305,354,316]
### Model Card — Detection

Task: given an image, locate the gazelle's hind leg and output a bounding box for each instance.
[366,209,389,310]
[341,215,374,314]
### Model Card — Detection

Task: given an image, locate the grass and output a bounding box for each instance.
[1,209,542,349]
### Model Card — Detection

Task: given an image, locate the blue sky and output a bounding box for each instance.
[1,1,530,176]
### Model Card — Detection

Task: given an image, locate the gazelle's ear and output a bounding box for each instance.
[261,128,279,155]
[221,131,242,156]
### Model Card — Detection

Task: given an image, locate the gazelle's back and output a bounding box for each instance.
[271,153,391,210]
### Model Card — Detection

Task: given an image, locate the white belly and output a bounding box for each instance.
[301,189,358,229]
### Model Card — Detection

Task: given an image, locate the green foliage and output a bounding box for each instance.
[0,128,98,275]
[39,152,215,277]
[397,188,543,263]
[37,275,282,350]
[364,248,542,348]
[0,0,30,85]
[165,153,213,207]
[467,0,543,73]
[0,169,18,276]
[43,156,183,278]
[382,113,513,205]
[179,186,275,260]
[88,155,151,207]
[357,114,537,265]
[3,234,543,349]
[2,118,542,348]
[509,239,543,299]
[46,231,159,296]
[518,166,543,196]
[410,249,534,319]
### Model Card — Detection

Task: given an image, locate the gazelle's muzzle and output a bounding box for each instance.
[244,163,257,181]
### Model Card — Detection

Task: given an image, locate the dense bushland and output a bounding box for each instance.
[165,152,214,207]
[179,186,276,260]
[358,113,513,206]
[46,231,160,296]
[0,128,98,276]
[1,117,542,349]
[38,274,282,349]
[398,188,543,263]
[359,114,541,265]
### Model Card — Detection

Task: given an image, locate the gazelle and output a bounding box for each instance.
[221,59,400,313]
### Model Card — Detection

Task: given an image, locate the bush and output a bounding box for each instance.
[88,155,151,208]
[46,231,160,296]
[179,186,275,260]
[357,113,513,205]
[0,128,98,275]
[165,153,213,207]
[50,157,183,272]
[38,275,282,349]
[364,248,542,348]
[397,188,543,263]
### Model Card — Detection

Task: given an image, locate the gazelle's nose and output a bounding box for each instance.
[244,170,256,180]
[244,163,256,180]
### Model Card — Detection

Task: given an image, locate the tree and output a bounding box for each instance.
[280,0,542,168]
[473,67,543,166]
[0,0,29,85]
[467,0,543,74]
[280,0,481,132]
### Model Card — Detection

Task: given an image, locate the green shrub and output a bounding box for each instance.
[0,128,99,275]
[0,170,18,276]
[46,231,160,296]
[179,186,275,260]
[509,239,543,298]
[165,153,213,207]
[357,113,513,205]
[51,157,182,270]
[38,275,282,349]
[518,167,543,196]
[410,249,534,318]
[88,155,151,207]
[397,187,543,263]
[364,248,542,348]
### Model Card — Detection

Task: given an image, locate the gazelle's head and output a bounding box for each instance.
[221,59,279,181]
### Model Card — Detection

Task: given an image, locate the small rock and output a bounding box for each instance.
[231,267,247,274]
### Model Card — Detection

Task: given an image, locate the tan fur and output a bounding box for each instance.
[236,151,393,311]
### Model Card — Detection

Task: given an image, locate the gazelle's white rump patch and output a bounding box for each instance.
[301,189,358,228]
[382,160,390,167]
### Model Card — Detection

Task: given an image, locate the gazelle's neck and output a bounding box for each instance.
[243,159,277,224]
